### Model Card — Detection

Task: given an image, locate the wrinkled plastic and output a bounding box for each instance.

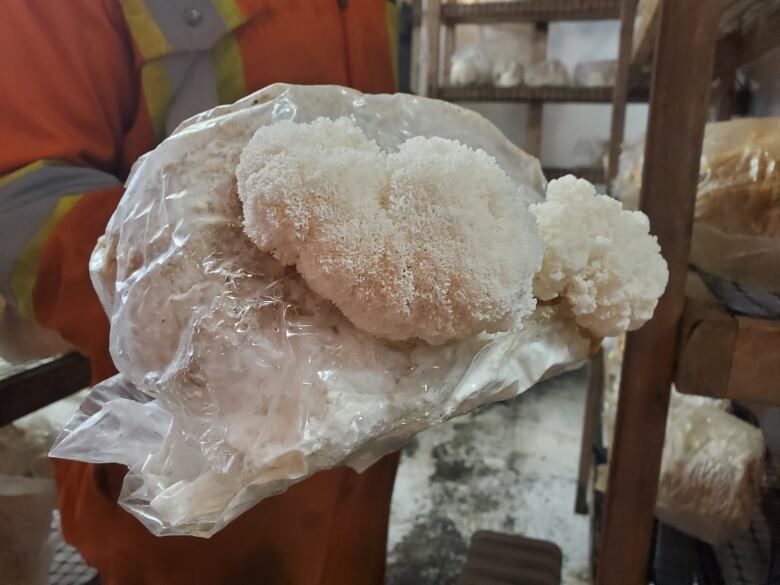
[524,60,569,87]
[51,84,592,537]
[612,118,780,312]
[603,337,764,545]
[449,34,526,88]
[0,476,55,585]
[0,418,64,585]
[573,60,617,87]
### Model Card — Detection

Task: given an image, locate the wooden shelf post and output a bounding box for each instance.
[606,0,638,190]
[419,0,442,97]
[595,1,720,583]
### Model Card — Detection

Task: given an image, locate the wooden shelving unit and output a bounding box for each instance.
[676,298,780,406]
[440,0,621,24]
[590,1,780,583]
[418,0,636,184]
[544,166,606,184]
[0,353,90,426]
[437,84,648,103]
[607,0,780,184]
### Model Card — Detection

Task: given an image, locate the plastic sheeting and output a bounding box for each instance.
[51,84,593,538]
[612,118,780,315]
[524,60,570,87]
[449,39,525,88]
[573,60,617,87]
[602,337,764,545]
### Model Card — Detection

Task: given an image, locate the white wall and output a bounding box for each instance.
[455,21,649,169]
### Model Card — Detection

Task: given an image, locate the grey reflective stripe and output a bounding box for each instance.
[163,52,220,135]
[145,0,228,53]
[0,164,120,307]
[141,0,227,135]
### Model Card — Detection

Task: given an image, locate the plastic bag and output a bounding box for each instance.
[0,421,62,585]
[51,84,592,537]
[449,44,493,86]
[449,30,526,88]
[0,476,55,585]
[690,117,780,298]
[612,118,780,311]
[603,336,764,545]
[524,60,570,87]
[573,60,617,87]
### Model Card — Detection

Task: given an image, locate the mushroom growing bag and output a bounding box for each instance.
[51,84,595,537]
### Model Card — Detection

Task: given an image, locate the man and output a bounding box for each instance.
[0,1,400,583]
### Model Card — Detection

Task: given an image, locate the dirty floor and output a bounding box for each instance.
[386,367,592,585]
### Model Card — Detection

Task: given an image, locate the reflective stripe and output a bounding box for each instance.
[141,60,175,140]
[11,195,81,318]
[386,1,400,88]
[122,0,171,60]
[0,163,120,311]
[212,33,245,105]
[143,0,229,53]
[124,0,249,140]
[212,0,245,29]
[163,52,220,134]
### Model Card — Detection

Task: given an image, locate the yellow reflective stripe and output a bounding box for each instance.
[386,1,399,89]
[121,0,171,60]
[212,34,245,105]
[213,0,246,29]
[142,60,174,140]
[11,194,82,318]
[0,161,57,190]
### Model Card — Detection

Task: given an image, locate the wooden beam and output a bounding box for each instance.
[595,1,720,583]
[437,85,649,103]
[607,0,639,190]
[418,0,441,97]
[0,353,90,426]
[714,9,780,79]
[576,350,605,514]
[526,22,549,158]
[676,299,780,405]
[631,0,660,70]
[441,0,621,25]
[442,23,455,85]
[715,69,737,121]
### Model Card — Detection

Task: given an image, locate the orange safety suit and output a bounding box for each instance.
[0,1,400,583]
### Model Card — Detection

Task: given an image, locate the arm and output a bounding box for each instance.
[0,0,136,379]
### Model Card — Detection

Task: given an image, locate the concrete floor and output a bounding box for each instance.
[386,367,592,585]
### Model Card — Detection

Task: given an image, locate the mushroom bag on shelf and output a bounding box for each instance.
[612,118,780,316]
[52,84,598,538]
[603,336,764,546]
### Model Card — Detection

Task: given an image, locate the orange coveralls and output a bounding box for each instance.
[0,1,400,583]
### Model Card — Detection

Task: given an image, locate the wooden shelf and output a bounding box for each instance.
[632,0,780,71]
[0,353,90,426]
[675,298,780,406]
[544,166,605,184]
[436,85,648,103]
[440,0,620,24]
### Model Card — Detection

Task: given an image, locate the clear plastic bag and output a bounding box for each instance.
[51,84,592,537]
[612,118,780,311]
[603,336,764,545]
[0,420,62,585]
[524,60,570,87]
[690,117,780,299]
[449,31,526,88]
[573,60,617,87]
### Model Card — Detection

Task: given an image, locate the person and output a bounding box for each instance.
[0,1,401,583]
